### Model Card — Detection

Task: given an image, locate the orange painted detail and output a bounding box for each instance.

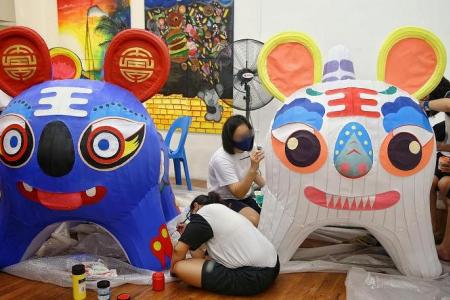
[379,132,434,177]
[267,42,314,97]
[384,38,437,95]
[271,131,327,174]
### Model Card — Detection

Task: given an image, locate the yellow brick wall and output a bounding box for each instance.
[145,94,233,134]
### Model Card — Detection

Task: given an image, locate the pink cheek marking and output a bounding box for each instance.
[357,163,368,174]
[340,163,351,174]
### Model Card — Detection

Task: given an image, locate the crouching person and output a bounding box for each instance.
[170,192,279,296]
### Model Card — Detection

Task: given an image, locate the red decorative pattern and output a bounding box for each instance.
[150,224,173,269]
[0,26,51,96]
[326,87,380,118]
[304,186,400,210]
[104,29,170,102]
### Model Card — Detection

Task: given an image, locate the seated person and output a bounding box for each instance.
[208,115,265,226]
[420,77,450,258]
[170,192,279,296]
[421,77,450,240]
[430,143,450,238]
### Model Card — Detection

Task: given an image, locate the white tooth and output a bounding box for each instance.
[348,197,355,207]
[362,196,369,207]
[326,194,333,206]
[369,195,376,208]
[23,182,33,192]
[342,197,348,208]
[355,196,362,207]
[331,195,337,207]
[85,187,96,197]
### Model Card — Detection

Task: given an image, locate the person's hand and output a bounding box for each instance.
[419,96,430,110]
[250,149,265,171]
[439,156,450,173]
[437,143,450,152]
[176,222,187,234]
[419,100,427,110]
[170,267,177,278]
[420,95,430,102]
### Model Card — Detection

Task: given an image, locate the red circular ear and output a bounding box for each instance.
[0,26,51,96]
[103,29,170,102]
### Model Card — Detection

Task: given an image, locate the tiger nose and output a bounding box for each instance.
[37,121,75,177]
[334,122,373,178]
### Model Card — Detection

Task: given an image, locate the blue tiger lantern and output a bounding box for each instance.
[0,26,177,271]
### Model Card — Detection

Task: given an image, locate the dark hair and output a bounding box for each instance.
[190,191,226,210]
[221,115,252,154]
[429,77,450,100]
[428,77,450,116]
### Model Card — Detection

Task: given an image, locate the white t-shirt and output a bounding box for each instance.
[192,204,277,269]
[207,147,251,200]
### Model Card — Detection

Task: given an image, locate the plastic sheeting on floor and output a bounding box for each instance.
[1,185,196,289]
[3,254,176,289]
[346,267,450,300]
[2,219,180,289]
[2,185,450,296]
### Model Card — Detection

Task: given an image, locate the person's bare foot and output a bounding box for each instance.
[436,244,450,261]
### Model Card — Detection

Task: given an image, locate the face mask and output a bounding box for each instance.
[233,135,254,151]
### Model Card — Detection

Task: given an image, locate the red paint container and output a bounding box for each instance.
[116,293,131,300]
[152,272,165,291]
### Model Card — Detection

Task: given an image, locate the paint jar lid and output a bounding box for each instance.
[97,280,110,289]
[72,264,85,275]
[117,293,131,300]
[152,272,165,279]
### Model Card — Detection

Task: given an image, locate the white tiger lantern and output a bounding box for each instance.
[257,27,446,278]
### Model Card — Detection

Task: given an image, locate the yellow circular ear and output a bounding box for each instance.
[257,32,322,101]
[377,27,446,100]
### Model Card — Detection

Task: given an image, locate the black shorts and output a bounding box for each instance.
[201,257,280,296]
[223,197,261,214]
[435,152,450,179]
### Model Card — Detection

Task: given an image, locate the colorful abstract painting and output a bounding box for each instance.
[57,0,131,80]
[145,0,234,133]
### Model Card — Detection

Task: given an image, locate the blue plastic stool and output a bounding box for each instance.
[164,116,192,190]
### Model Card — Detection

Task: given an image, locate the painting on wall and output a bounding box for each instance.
[144,0,234,134]
[57,0,131,80]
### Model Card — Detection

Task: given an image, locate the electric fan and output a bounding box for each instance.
[215,39,274,121]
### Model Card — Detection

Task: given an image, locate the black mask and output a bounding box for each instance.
[233,135,254,151]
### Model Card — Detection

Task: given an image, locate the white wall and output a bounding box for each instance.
[0,0,15,25]
[235,0,450,180]
[12,0,450,180]
[14,0,58,47]
[244,0,450,80]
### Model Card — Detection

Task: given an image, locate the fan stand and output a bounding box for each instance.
[240,67,254,122]
[244,82,251,121]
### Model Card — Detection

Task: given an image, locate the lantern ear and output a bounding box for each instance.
[257,32,322,101]
[49,47,82,80]
[103,29,171,102]
[377,27,446,100]
[0,26,52,96]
